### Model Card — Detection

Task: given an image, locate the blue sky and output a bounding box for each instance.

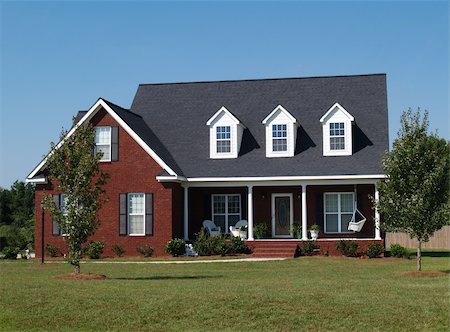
[0,1,448,188]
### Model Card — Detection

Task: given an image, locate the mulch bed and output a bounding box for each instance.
[402,271,449,277]
[55,273,108,280]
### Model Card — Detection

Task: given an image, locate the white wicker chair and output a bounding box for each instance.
[348,209,366,232]
[202,220,221,237]
[229,220,248,239]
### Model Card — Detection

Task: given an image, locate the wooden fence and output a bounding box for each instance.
[385,226,450,249]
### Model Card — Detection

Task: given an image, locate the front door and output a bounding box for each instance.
[272,193,293,238]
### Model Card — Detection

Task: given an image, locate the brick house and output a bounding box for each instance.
[27,74,388,257]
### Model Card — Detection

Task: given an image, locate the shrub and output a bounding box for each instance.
[84,241,105,259]
[112,244,125,257]
[336,240,359,257]
[228,236,251,255]
[45,243,59,257]
[390,244,409,258]
[253,223,269,239]
[2,246,19,259]
[136,245,154,257]
[193,229,224,256]
[165,239,186,257]
[366,243,384,258]
[301,241,319,256]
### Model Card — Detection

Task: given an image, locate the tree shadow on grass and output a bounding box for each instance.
[112,275,223,281]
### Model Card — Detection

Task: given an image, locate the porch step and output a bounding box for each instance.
[248,241,300,258]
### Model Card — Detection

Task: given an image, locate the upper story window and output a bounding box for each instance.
[329,122,345,150]
[95,126,112,161]
[262,105,298,158]
[216,126,231,153]
[320,103,354,156]
[272,124,287,152]
[207,107,246,159]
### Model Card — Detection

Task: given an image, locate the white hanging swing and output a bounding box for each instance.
[348,185,367,232]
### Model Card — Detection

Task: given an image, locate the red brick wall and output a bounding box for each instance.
[34,108,180,258]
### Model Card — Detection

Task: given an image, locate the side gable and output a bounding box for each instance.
[26,98,179,183]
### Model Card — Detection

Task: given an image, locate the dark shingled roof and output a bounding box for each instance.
[128,74,388,178]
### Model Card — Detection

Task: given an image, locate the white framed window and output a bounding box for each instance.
[330,122,345,150]
[95,126,112,161]
[272,124,287,152]
[324,192,354,233]
[128,193,145,236]
[212,194,241,233]
[216,126,231,153]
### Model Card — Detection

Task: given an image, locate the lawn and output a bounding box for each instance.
[1,256,449,331]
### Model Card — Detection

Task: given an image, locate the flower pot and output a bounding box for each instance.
[310,230,319,240]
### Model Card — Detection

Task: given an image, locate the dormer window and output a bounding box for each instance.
[207,107,246,159]
[320,103,354,156]
[262,105,298,158]
[216,126,231,153]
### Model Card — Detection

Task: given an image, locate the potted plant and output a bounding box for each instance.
[292,224,302,239]
[239,225,248,240]
[309,224,320,240]
[253,223,268,239]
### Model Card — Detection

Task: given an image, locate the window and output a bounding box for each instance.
[329,122,345,150]
[95,126,112,161]
[127,193,145,235]
[212,194,241,232]
[216,126,231,153]
[272,124,287,152]
[324,193,354,233]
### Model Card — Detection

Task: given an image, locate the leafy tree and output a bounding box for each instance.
[375,109,450,271]
[43,123,107,274]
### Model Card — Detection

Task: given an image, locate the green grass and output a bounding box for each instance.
[1,256,449,331]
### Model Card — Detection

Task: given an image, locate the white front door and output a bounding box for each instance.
[271,193,293,238]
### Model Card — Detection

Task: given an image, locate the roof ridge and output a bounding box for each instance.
[138,73,387,87]
[101,98,142,118]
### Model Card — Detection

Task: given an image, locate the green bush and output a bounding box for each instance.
[301,241,319,256]
[193,228,251,256]
[336,240,359,257]
[45,243,59,257]
[84,241,105,259]
[2,246,19,259]
[390,244,409,258]
[228,237,251,255]
[112,244,125,257]
[136,245,154,257]
[366,243,384,258]
[165,238,186,257]
[253,223,269,239]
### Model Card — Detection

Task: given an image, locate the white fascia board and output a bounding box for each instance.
[320,102,354,123]
[156,175,187,183]
[186,174,386,183]
[27,99,178,180]
[262,105,297,124]
[25,174,48,184]
[206,106,244,127]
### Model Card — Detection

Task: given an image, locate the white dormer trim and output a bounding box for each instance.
[262,105,298,158]
[320,103,354,156]
[206,106,246,159]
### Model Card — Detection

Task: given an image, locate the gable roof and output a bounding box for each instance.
[319,102,355,123]
[262,105,297,125]
[206,106,245,127]
[130,74,389,178]
[27,98,182,182]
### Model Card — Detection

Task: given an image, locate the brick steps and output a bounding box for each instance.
[248,241,300,258]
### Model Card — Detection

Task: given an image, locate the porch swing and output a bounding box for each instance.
[348,185,367,232]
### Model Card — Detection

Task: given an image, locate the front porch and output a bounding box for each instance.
[181,178,382,244]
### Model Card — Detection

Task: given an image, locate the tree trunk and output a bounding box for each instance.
[417,240,422,272]
[74,263,80,274]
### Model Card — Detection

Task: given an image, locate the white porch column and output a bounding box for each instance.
[374,184,381,240]
[301,185,308,240]
[247,185,254,240]
[183,186,189,241]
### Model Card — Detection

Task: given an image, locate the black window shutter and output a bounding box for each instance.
[145,193,153,236]
[111,126,119,161]
[119,193,127,235]
[52,194,61,236]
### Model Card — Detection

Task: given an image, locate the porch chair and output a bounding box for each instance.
[348,208,367,232]
[202,220,221,237]
[229,220,248,237]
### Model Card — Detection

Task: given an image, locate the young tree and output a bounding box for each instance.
[44,123,107,274]
[375,109,450,271]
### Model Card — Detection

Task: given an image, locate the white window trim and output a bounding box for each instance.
[128,193,146,236]
[323,192,354,234]
[216,126,232,154]
[320,103,354,157]
[211,194,242,233]
[329,122,346,151]
[262,105,298,158]
[95,126,112,162]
